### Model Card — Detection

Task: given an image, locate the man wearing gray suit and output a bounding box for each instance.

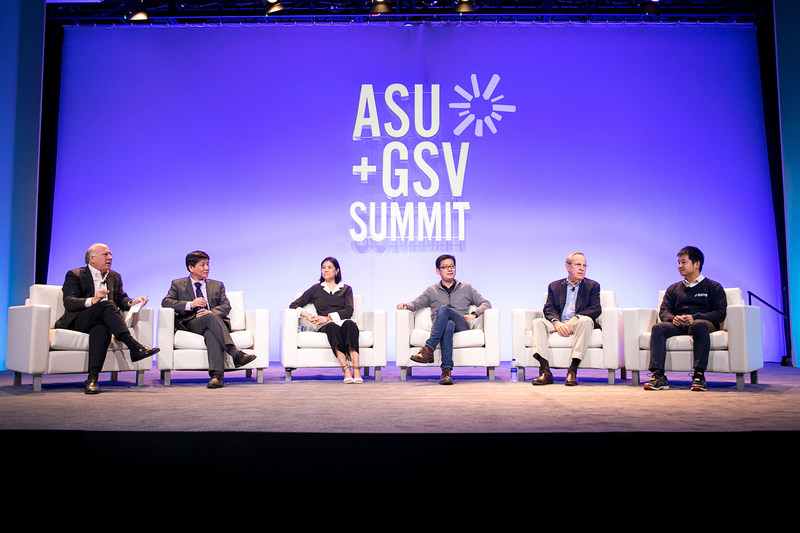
[161,250,256,388]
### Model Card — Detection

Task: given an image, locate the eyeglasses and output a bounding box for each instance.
[438,264,456,271]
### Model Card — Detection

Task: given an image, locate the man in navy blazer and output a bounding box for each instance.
[530,252,601,386]
[54,243,159,394]
[161,250,255,388]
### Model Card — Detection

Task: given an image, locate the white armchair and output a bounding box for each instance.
[511,290,624,384]
[280,295,386,381]
[6,284,154,392]
[622,287,762,391]
[395,307,500,381]
[157,291,268,385]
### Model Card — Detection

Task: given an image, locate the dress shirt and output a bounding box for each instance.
[185,277,208,311]
[683,274,705,288]
[560,279,582,322]
[85,264,109,307]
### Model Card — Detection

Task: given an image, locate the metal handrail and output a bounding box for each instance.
[747,289,793,367]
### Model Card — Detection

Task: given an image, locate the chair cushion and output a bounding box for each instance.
[50,328,128,351]
[296,330,374,349]
[410,328,486,349]
[638,330,729,351]
[174,329,254,350]
[522,328,603,349]
[227,291,246,331]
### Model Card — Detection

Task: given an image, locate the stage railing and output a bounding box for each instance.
[748,288,793,366]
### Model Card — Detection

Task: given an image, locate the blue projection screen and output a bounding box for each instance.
[49,22,784,362]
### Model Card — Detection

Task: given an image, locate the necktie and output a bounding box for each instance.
[195,282,207,309]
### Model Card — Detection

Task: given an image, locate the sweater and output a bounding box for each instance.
[659,277,727,328]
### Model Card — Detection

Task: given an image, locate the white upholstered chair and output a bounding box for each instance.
[6,284,154,392]
[157,291,268,385]
[395,307,500,381]
[280,295,386,381]
[622,287,762,391]
[511,290,624,384]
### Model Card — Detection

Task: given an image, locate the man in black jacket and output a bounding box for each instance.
[55,243,158,394]
[530,252,602,386]
[644,246,727,392]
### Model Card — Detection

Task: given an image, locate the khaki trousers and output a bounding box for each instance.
[531,315,594,363]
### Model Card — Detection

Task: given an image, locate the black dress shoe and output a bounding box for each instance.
[84,377,101,395]
[207,376,224,389]
[233,351,257,368]
[130,345,160,363]
[565,370,579,386]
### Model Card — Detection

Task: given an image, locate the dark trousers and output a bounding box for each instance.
[649,319,718,372]
[69,300,131,376]
[185,312,234,377]
[321,320,360,359]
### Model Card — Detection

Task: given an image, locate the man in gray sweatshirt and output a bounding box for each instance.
[397,254,491,384]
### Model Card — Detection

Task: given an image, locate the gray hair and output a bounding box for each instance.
[84,243,109,264]
[565,252,586,266]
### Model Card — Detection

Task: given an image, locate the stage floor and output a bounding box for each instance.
[2,361,800,434]
[3,362,799,499]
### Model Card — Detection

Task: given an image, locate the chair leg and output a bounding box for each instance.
[620,367,627,380]
[162,370,171,386]
[136,370,145,386]
[111,371,118,382]
[631,370,640,386]
[13,372,22,386]
[245,369,253,378]
[736,373,745,392]
[487,367,495,381]
[375,367,381,381]
[750,370,758,385]
[285,369,292,382]
[257,368,264,384]
[400,367,408,381]
[519,367,526,382]
[608,369,615,385]
[33,374,42,393]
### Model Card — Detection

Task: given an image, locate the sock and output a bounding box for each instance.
[533,353,550,372]
[568,358,581,373]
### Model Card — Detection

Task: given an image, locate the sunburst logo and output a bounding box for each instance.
[449,74,517,137]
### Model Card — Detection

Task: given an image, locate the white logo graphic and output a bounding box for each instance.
[449,74,516,137]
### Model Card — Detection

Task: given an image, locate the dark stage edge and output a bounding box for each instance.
[4,429,798,497]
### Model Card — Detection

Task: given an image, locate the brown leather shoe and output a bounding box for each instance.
[439,367,453,385]
[207,376,224,389]
[531,370,553,386]
[565,370,579,386]
[411,345,435,364]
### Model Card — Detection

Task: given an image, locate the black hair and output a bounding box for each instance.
[319,256,342,283]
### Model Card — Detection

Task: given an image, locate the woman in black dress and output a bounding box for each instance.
[290,257,362,383]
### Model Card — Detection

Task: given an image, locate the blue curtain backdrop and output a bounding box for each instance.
[41,21,784,363]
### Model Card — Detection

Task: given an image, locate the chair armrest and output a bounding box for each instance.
[6,305,51,374]
[725,304,763,373]
[364,309,387,364]
[157,307,175,369]
[482,308,500,365]
[621,308,657,371]
[133,307,154,347]
[395,309,413,365]
[246,309,270,361]
[280,308,301,367]
[599,307,624,367]
[511,309,540,361]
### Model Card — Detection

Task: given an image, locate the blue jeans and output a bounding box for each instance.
[426,307,470,369]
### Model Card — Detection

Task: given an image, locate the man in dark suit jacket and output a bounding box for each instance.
[161,250,256,389]
[55,243,159,394]
[530,252,601,386]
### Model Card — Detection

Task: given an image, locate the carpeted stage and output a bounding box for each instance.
[3,362,799,499]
